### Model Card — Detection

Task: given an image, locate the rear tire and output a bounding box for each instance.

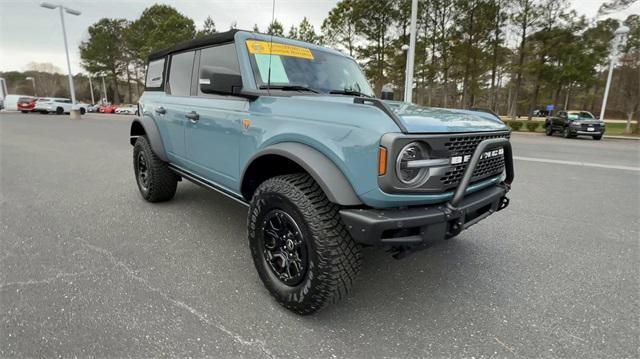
[80,107,86,115]
[248,173,362,315]
[133,136,178,202]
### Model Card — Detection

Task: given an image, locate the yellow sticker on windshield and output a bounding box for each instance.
[246,40,314,60]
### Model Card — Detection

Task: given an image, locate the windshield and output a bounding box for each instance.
[246,40,374,97]
[568,112,595,120]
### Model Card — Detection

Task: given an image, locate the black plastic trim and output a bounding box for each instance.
[169,164,249,207]
[130,117,168,162]
[340,185,508,245]
[353,97,408,133]
[241,142,362,206]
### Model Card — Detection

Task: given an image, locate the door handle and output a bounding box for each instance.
[155,107,166,114]
[185,111,200,122]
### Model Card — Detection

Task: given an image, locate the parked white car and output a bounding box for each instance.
[115,105,138,115]
[34,98,88,115]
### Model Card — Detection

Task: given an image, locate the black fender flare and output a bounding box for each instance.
[130,116,168,162]
[242,142,362,206]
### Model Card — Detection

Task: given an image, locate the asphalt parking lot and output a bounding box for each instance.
[1,112,638,358]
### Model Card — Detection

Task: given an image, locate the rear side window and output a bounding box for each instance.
[145,59,165,89]
[168,51,195,96]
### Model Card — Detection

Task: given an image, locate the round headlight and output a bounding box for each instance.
[396,142,429,186]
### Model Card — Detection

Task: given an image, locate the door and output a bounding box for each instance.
[553,111,565,129]
[185,43,247,191]
[161,50,196,162]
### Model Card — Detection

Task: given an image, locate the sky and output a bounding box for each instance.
[0,0,638,73]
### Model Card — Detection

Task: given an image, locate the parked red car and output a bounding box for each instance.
[17,96,37,113]
[98,104,118,113]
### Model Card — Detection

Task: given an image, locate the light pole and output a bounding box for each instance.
[101,76,108,104]
[401,44,409,101]
[599,25,630,121]
[40,2,82,118]
[25,76,36,96]
[403,0,418,104]
[88,76,95,104]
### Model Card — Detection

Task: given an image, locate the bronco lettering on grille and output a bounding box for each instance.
[450,148,504,165]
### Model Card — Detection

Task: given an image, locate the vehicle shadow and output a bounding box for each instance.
[170,181,499,323]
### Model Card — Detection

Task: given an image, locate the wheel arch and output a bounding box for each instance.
[130,117,169,162]
[241,142,362,206]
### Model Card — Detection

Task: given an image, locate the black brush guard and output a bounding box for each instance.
[340,138,514,246]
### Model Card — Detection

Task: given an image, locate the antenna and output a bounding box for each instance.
[267,0,276,95]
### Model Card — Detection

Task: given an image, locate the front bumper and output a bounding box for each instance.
[573,130,604,135]
[341,138,514,246]
[569,126,604,136]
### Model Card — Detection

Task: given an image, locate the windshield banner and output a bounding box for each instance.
[246,40,314,60]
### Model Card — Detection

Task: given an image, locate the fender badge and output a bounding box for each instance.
[242,119,252,129]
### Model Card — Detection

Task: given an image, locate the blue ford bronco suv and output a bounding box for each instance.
[131,30,514,314]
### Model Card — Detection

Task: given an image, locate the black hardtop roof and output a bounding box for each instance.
[148,29,240,61]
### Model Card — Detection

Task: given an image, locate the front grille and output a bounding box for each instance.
[439,132,510,188]
[581,124,601,130]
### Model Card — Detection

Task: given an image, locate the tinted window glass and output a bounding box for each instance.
[198,43,241,95]
[145,58,165,88]
[168,51,195,96]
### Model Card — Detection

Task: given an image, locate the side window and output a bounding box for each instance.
[168,51,195,96]
[197,43,241,96]
[145,58,165,89]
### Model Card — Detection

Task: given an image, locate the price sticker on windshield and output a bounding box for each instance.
[246,40,314,60]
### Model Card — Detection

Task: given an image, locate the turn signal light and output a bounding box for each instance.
[378,147,387,176]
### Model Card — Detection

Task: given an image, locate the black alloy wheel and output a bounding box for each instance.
[136,151,150,192]
[261,209,308,286]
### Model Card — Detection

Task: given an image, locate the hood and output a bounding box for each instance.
[385,101,508,133]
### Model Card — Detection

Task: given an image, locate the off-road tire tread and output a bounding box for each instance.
[133,136,177,202]
[250,173,362,315]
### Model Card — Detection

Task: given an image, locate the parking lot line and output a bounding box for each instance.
[514,156,640,172]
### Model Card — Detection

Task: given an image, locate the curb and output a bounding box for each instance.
[509,131,639,140]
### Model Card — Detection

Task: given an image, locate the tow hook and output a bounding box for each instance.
[497,196,510,211]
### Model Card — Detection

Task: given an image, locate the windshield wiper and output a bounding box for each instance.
[329,89,373,98]
[259,85,321,94]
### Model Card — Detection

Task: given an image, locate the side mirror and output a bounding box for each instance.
[199,66,243,96]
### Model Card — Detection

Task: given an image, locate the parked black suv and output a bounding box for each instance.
[545,110,605,140]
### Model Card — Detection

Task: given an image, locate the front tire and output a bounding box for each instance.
[248,173,362,315]
[545,124,554,136]
[56,107,64,115]
[593,134,603,140]
[563,127,573,138]
[133,136,178,202]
